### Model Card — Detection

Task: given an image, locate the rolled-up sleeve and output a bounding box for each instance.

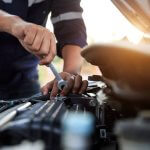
[51,0,87,57]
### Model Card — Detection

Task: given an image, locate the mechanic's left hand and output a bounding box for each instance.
[41,72,88,97]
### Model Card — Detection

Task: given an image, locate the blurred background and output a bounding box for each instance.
[38,0,144,86]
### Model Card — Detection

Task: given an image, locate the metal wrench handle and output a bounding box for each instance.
[47,63,67,90]
[48,63,62,81]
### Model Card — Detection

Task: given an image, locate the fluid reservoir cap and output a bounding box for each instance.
[62,112,94,136]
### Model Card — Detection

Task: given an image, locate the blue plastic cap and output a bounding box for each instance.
[62,112,95,136]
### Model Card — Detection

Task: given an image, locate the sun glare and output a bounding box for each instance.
[46,1,144,45]
[81,0,144,44]
[124,22,144,44]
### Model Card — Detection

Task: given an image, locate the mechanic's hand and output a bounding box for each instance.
[41,72,88,97]
[11,20,56,65]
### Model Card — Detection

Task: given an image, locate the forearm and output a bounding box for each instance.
[62,45,83,75]
[0,10,22,35]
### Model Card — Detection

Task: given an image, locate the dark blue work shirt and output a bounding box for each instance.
[0,0,87,90]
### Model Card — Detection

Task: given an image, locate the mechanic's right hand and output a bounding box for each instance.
[11,20,56,65]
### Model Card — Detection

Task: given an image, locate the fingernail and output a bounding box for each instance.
[50,95,53,99]
[43,91,47,95]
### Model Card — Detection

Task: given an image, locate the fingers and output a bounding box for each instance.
[23,26,37,45]
[72,75,82,94]
[19,23,56,64]
[41,80,59,97]
[39,32,51,56]
[50,80,59,97]
[41,81,54,95]
[29,28,45,52]
[79,80,88,94]
[41,73,88,98]
[39,32,56,65]
[61,76,75,96]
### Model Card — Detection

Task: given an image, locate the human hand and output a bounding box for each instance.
[11,20,56,65]
[41,72,88,97]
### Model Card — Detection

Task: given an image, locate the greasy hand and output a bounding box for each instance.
[11,21,56,65]
[41,72,88,97]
